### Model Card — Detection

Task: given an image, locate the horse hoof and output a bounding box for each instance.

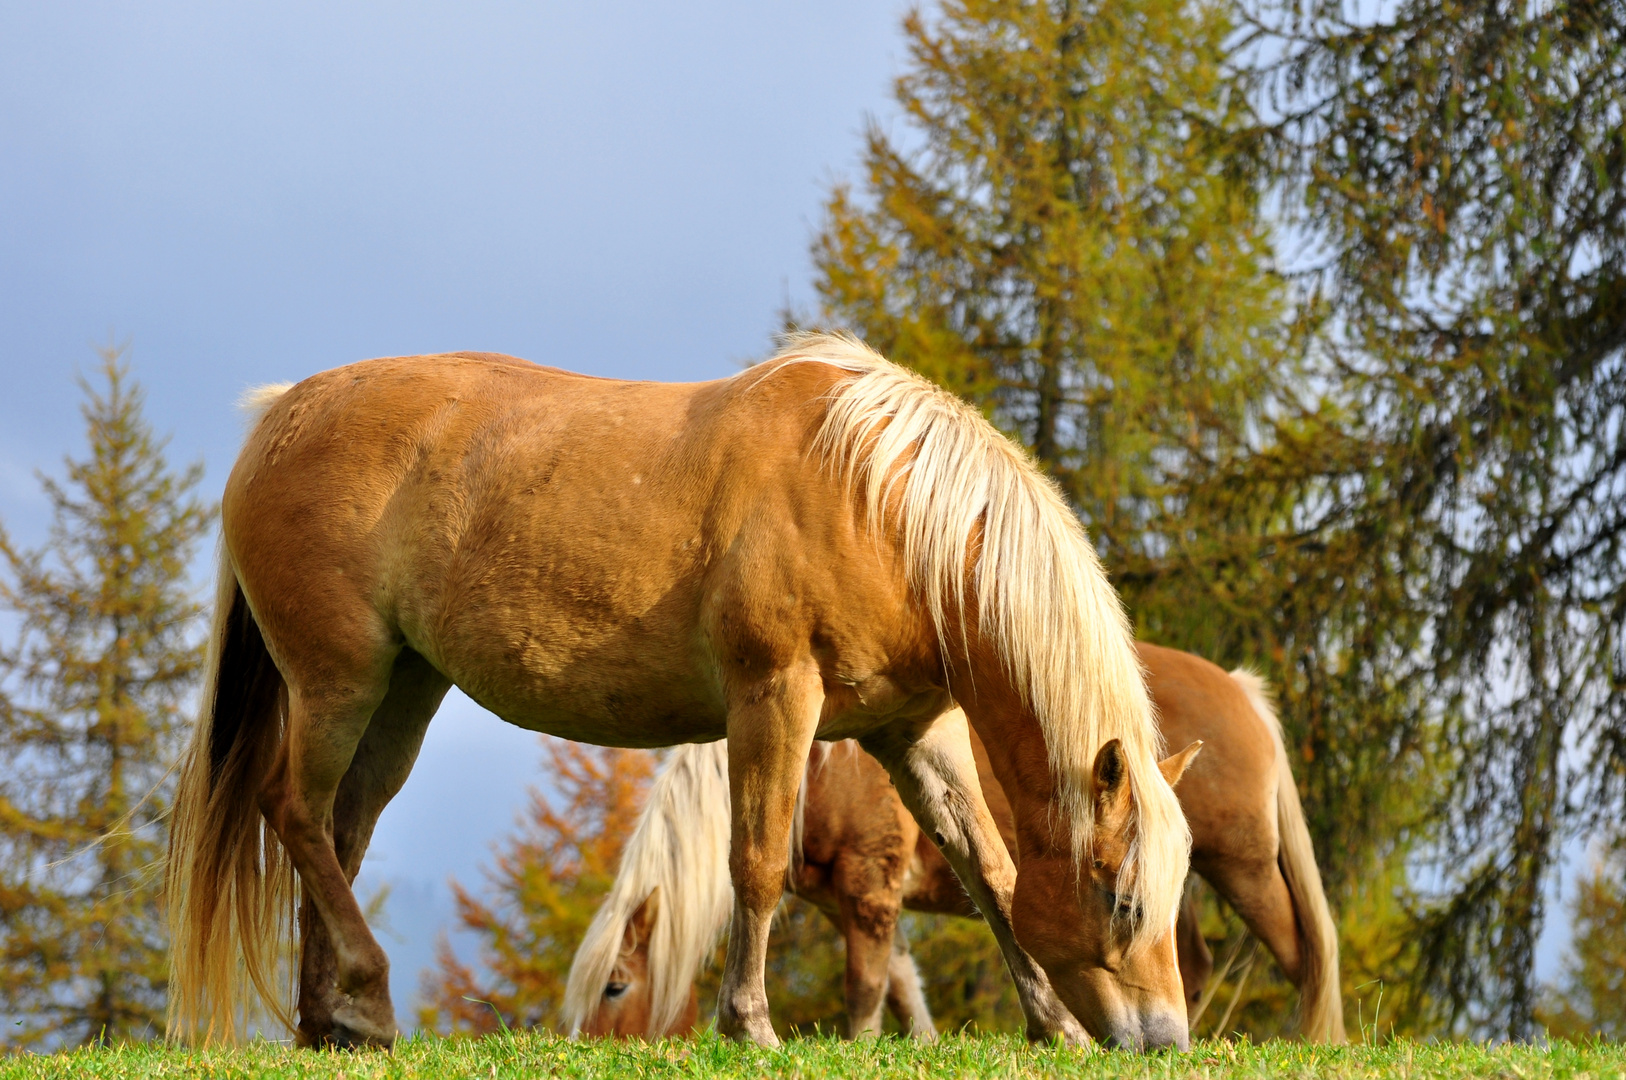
[329,1004,397,1051]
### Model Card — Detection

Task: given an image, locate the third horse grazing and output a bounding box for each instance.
[567,644,1345,1044]
[165,334,1192,1050]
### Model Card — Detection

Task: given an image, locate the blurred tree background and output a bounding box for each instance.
[0,347,213,1046]
[1535,838,1626,1041]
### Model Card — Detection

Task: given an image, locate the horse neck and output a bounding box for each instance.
[956,671,1070,862]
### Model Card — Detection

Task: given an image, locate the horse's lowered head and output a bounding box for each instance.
[1011,737,1203,1051]
[575,888,698,1039]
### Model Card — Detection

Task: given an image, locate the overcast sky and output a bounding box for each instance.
[1,0,910,1028]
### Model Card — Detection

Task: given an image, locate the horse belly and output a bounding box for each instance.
[417,582,730,748]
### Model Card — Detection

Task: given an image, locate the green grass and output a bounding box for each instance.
[1,1033,1621,1079]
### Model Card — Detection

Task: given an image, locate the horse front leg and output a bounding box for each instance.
[716,662,824,1047]
[861,710,1089,1047]
[838,893,900,1038]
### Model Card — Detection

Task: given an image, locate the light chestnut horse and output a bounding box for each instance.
[165,334,1196,1050]
[565,645,1345,1043]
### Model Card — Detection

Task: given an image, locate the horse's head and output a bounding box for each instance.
[1011,738,1202,1050]
[576,889,700,1039]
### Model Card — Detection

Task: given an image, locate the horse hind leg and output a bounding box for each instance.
[1197,855,1303,1014]
[258,645,405,1049]
[295,648,450,1047]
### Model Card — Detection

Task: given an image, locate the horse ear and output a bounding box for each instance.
[625,888,660,951]
[1158,741,1203,789]
[1091,738,1132,831]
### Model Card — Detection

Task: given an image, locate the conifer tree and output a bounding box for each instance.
[0,345,213,1046]
[816,0,1289,544]
[1250,0,1626,1037]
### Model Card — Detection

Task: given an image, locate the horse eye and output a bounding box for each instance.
[604,981,629,1000]
[1104,892,1138,921]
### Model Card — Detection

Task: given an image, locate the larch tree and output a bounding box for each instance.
[1536,842,1626,1041]
[0,346,213,1046]
[816,0,1289,540]
[1250,0,1626,1038]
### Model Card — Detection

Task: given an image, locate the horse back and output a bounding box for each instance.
[1136,642,1279,857]
[224,353,937,745]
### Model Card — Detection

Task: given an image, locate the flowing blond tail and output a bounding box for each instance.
[165,552,298,1041]
[1229,670,1347,1043]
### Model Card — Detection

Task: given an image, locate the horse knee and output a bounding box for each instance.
[731,851,789,914]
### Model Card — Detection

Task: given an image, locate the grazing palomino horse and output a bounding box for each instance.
[165,334,1195,1050]
[565,645,1346,1043]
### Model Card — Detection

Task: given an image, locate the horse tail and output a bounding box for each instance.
[563,740,734,1036]
[166,389,298,1043]
[165,545,297,1042]
[1229,669,1347,1043]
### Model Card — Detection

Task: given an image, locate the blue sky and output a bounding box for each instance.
[1,0,909,1028]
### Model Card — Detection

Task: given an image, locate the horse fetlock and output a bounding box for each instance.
[717,990,779,1047]
[335,944,390,997]
[327,958,394,1051]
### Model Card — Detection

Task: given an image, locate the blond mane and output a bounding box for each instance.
[562,741,734,1036]
[770,331,1190,944]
